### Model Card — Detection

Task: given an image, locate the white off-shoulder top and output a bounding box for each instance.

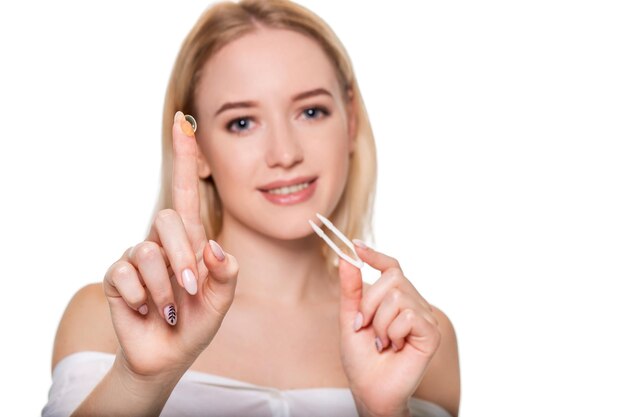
[42,352,452,417]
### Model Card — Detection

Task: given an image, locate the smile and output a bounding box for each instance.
[259,178,318,206]
[267,181,312,195]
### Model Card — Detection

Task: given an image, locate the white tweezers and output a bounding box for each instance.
[308,213,364,269]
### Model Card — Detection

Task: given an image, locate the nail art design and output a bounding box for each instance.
[375,337,383,353]
[164,304,177,326]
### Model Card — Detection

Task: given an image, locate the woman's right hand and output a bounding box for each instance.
[102,111,238,380]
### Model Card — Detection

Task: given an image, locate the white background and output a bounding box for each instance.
[0,1,624,415]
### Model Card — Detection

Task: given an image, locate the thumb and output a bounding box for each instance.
[338,258,363,332]
[202,240,238,305]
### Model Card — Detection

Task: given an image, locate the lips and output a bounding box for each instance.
[258,176,318,206]
[258,175,318,191]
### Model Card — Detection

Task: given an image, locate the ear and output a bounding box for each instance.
[196,145,212,179]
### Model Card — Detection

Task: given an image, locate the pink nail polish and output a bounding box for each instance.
[209,240,225,261]
[352,239,367,249]
[353,312,363,332]
[138,304,148,315]
[182,268,197,295]
[375,337,383,353]
[164,304,177,326]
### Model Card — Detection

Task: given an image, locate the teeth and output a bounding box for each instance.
[268,181,311,195]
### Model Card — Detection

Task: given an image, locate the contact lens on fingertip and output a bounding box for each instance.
[184,114,197,132]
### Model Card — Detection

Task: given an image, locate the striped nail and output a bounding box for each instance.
[164,304,177,326]
[375,337,383,353]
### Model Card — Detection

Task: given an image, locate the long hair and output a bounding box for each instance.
[153,0,377,271]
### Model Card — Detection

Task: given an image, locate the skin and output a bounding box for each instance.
[52,28,460,417]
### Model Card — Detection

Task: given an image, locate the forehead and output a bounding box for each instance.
[196,28,341,108]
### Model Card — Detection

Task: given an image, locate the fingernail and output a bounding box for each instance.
[209,240,225,262]
[182,268,197,295]
[181,118,195,137]
[391,342,399,352]
[174,111,183,123]
[353,312,363,332]
[375,337,383,353]
[138,304,148,315]
[352,239,367,249]
[164,304,177,326]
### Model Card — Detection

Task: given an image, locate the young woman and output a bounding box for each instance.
[44,1,460,416]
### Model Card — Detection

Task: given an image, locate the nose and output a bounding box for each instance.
[264,119,304,169]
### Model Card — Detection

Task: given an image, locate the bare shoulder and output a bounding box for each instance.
[51,283,118,372]
[413,305,460,417]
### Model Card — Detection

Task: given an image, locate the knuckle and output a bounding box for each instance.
[155,208,178,226]
[402,308,416,322]
[134,241,161,262]
[381,267,403,285]
[389,288,403,303]
[107,261,134,281]
[389,267,404,281]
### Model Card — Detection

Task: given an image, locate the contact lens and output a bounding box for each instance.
[184,114,197,132]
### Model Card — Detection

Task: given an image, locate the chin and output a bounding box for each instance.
[256,208,320,241]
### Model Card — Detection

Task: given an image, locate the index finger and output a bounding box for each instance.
[352,239,402,272]
[172,111,205,243]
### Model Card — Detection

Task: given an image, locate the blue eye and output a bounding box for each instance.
[303,107,329,119]
[227,117,254,133]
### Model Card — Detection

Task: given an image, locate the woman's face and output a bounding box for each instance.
[194,28,354,240]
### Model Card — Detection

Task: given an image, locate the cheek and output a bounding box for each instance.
[202,141,257,195]
[312,127,352,193]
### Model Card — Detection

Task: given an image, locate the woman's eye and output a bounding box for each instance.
[227,117,254,133]
[302,107,329,120]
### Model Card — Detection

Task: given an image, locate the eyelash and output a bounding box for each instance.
[302,106,330,120]
[227,118,255,133]
[226,106,330,134]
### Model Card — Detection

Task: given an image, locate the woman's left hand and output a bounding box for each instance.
[338,242,441,417]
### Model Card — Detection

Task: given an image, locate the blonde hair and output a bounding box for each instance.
[154,0,377,270]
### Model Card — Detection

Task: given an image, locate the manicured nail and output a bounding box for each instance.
[391,342,399,352]
[164,304,177,326]
[182,268,197,295]
[174,111,183,123]
[375,337,383,353]
[138,304,148,315]
[209,240,225,261]
[181,119,195,137]
[353,312,363,332]
[352,239,367,249]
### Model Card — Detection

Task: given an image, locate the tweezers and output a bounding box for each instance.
[308,213,364,268]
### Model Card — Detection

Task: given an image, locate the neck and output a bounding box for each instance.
[216,213,339,306]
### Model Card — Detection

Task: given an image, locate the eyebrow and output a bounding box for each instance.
[214,100,257,117]
[214,87,332,117]
[291,87,332,102]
